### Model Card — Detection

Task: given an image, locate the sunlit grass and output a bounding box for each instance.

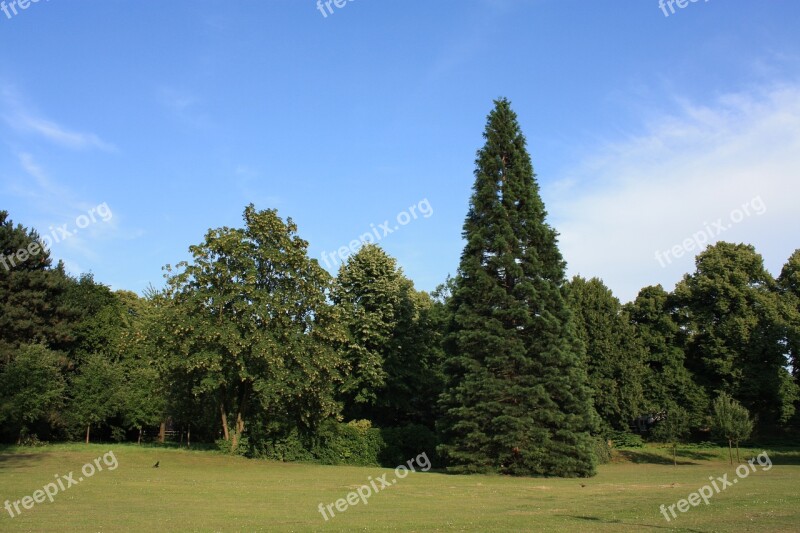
[0,443,798,531]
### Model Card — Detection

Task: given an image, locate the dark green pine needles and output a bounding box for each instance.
[438,98,598,477]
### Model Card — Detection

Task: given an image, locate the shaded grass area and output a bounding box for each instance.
[0,444,797,531]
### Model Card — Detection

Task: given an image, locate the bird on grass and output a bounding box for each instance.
[153,461,159,468]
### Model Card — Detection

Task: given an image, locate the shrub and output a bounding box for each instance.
[215,437,249,456]
[311,419,384,466]
[257,429,315,462]
[592,436,612,464]
[18,431,47,447]
[607,430,644,448]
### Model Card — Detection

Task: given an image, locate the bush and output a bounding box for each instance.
[239,420,440,468]
[215,437,249,456]
[607,430,644,448]
[312,419,384,466]
[257,429,315,462]
[592,436,612,464]
[18,431,47,447]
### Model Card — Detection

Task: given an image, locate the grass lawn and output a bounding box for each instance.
[0,443,798,532]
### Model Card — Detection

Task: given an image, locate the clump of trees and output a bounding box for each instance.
[1,99,798,477]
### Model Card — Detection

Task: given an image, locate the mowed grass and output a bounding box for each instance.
[0,444,798,532]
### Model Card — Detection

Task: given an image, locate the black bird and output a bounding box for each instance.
[153,461,159,468]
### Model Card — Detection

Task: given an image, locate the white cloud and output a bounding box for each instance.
[546,84,800,303]
[9,114,116,151]
[1,85,116,151]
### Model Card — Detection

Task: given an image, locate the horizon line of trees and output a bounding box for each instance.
[1,99,798,478]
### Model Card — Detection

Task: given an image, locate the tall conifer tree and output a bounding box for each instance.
[565,276,648,432]
[438,99,596,477]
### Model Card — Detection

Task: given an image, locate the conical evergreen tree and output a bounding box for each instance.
[438,98,597,477]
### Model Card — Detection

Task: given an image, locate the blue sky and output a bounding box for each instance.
[1,0,799,302]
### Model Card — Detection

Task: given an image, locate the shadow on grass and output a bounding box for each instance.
[563,515,705,532]
[758,449,800,465]
[615,450,698,466]
[0,451,50,470]
[135,442,217,452]
[675,449,716,461]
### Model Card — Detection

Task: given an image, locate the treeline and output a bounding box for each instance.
[1,99,798,477]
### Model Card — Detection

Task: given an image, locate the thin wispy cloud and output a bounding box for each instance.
[1,85,116,151]
[17,152,70,199]
[10,114,117,151]
[5,151,123,275]
[546,83,800,303]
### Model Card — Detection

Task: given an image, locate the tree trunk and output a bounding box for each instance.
[673,443,677,466]
[728,439,733,465]
[231,410,245,452]
[236,411,245,436]
[735,441,740,463]
[138,427,142,445]
[220,405,230,441]
[85,425,91,445]
[158,421,166,444]
[230,387,249,452]
[187,424,191,448]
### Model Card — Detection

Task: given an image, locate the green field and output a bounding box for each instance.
[0,444,798,532]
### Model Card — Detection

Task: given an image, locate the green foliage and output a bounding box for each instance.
[0,211,76,366]
[17,429,47,447]
[712,392,754,463]
[311,420,385,466]
[778,250,800,410]
[439,98,597,477]
[333,245,399,405]
[334,244,444,427]
[254,428,315,462]
[0,344,66,441]
[591,436,612,464]
[159,205,346,452]
[625,285,708,429]
[60,273,124,364]
[606,431,644,448]
[675,243,799,432]
[68,353,124,442]
[565,276,648,431]
[216,437,250,456]
[121,363,166,438]
[650,406,691,464]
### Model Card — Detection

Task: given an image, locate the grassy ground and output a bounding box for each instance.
[0,443,798,532]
